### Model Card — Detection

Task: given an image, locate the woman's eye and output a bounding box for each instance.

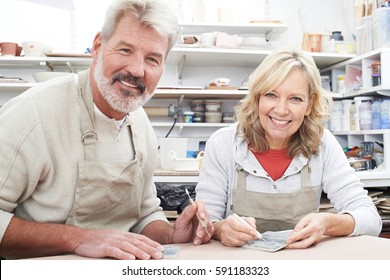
[291,96,304,102]
[264,92,276,99]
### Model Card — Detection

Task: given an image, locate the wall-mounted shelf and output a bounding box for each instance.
[179,22,288,35]
[154,88,247,99]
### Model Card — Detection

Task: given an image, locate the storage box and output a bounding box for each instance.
[373,7,390,49]
[322,41,356,54]
[355,16,373,54]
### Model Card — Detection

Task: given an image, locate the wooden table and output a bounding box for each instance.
[29,235,390,260]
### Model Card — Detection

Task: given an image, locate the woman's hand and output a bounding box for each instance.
[286,212,354,249]
[213,215,259,247]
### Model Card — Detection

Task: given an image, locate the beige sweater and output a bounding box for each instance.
[0,70,166,241]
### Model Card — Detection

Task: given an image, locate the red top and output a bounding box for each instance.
[251,149,292,181]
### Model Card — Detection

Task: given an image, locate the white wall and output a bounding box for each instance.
[0,0,73,52]
[1,0,354,53]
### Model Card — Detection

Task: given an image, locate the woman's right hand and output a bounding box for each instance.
[213,215,259,247]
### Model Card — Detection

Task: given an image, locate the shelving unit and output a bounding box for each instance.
[2,23,387,187]
[321,49,390,187]
[321,48,390,97]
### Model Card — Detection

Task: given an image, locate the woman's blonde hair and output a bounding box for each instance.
[235,46,331,158]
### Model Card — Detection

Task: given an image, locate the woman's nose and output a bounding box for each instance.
[274,100,289,115]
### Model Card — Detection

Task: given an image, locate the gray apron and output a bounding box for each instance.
[66,72,144,230]
[232,164,320,232]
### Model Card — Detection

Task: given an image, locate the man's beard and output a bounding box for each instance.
[93,52,152,113]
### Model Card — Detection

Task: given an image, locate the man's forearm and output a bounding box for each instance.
[0,216,79,259]
[141,220,173,244]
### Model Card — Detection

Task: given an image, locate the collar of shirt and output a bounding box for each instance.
[93,103,129,130]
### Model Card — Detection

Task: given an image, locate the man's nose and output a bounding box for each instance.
[124,55,145,77]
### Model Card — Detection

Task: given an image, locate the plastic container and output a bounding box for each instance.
[193,112,205,123]
[371,99,382,129]
[341,99,353,130]
[359,99,372,130]
[349,102,356,131]
[205,111,222,123]
[355,16,373,54]
[371,61,381,86]
[330,31,344,41]
[184,111,194,123]
[373,7,390,49]
[222,112,235,123]
[354,96,374,131]
[322,41,355,54]
[205,100,222,112]
[190,100,205,112]
[337,75,346,93]
[380,98,390,129]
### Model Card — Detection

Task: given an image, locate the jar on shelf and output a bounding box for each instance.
[354,96,374,131]
[371,98,382,129]
[349,101,356,131]
[337,75,346,93]
[371,61,381,86]
[359,99,373,130]
[184,111,194,123]
[330,31,344,41]
[380,98,390,129]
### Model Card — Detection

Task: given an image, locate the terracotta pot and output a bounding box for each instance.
[0,42,18,56]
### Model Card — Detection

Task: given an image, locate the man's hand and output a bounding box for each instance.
[171,200,214,245]
[73,228,165,260]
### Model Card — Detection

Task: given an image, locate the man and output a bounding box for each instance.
[0,0,213,260]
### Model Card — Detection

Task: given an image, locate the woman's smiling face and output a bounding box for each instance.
[258,68,312,149]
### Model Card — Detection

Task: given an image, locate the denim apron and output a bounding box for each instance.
[232,164,321,232]
[66,72,144,230]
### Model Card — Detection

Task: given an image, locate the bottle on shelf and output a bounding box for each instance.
[380,98,390,129]
[330,31,344,41]
[359,99,373,130]
[371,98,382,130]
[371,61,381,87]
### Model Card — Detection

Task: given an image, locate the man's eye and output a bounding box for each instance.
[147,57,160,66]
[120,48,131,54]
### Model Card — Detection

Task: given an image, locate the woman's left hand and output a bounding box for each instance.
[285,213,327,249]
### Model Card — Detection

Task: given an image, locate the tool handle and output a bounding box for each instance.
[232,213,262,239]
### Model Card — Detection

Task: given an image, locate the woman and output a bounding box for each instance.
[195,46,382,248]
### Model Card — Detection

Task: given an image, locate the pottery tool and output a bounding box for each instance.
[232,213,262,239]
[185,188,210,237]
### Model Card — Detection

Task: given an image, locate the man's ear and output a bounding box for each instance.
[91,32,102,59]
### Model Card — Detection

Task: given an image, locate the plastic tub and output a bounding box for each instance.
[193,111,205,123]
[222,112,235,123]
[205,111,222,123]
[190,99,205,112]
[373,7,390,49]
[183,111,194,123]
[205,100,222,112]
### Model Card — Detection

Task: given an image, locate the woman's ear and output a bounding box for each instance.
[305,96,314,116]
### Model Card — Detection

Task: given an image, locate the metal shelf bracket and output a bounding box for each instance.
[39,61,53,72]
[66,61,76,73]
[178,54,186,86]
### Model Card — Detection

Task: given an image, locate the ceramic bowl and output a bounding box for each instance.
[22,41,45,56]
